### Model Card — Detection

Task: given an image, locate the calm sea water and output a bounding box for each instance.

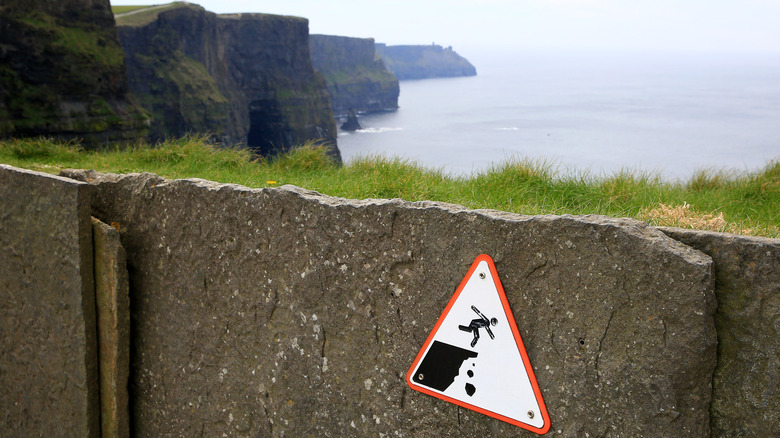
[337,49,780,181]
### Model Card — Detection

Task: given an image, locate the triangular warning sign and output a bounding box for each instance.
[406,254,551,433]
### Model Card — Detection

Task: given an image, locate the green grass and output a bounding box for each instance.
[2,136,778,237]
[112,6,154,14]
[114,2,195,27]
[16,9,126,69]
[54,26,125,67]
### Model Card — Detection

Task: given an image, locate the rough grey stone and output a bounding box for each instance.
[62,169,717,437]
[92,218,130,438]
[0,165,98,437]
[659,228,780,438]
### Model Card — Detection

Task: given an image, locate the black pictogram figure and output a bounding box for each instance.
[465,367,476,396]
[413,341,478,391]
[459,305,498,347]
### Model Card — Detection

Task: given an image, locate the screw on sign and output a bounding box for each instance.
[407,254,550,434]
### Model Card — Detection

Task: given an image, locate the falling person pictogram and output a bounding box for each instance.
[407,255,551,433]
[459,305,498,347]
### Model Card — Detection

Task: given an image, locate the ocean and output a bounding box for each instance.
[337,49,780,181]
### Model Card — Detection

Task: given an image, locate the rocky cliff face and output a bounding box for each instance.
[0,0,148,146]
[375,44,477,80]
[115,4,231,144]
[117,3,339,159]
[309,35,398,117]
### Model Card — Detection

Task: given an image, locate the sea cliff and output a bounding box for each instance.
[375,44,476,80]
[309,35,398,117]
[116,2,339,159]
[0,0,148,146]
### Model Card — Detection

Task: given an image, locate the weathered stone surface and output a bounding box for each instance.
[659,228,780,437]
[92,218,130,438]
[0,165,98,437]
[63,169,717,437]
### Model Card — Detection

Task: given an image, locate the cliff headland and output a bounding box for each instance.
[309,35,399,117]
[375,44,477,80]
[116,2,339,159]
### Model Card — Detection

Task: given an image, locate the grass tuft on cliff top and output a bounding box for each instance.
[114,2,198,27]
[2,136,778,237]
[112,6,154,14]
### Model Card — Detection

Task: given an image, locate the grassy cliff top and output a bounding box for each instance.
[114,2,308,27]
[114,2,203,27]
[112,5,152,14]
[2,137,778,237]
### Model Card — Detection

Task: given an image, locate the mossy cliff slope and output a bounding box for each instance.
[116,4,231,144]
[0,0,148,146]
[375,43,476,80]
[117,3,339,159]
[309,35,398,117]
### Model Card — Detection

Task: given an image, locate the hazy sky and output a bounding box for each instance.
[111,0,780,54]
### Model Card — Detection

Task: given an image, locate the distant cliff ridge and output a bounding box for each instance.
[0,0,148,146]
[375,44,477,80]
[309,35,399,117]
[116,3,339,159]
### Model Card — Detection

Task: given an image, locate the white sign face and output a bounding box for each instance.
[406,254,550,433]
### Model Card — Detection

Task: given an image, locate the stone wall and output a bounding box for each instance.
[1,163,778,436]
[658,228,779,437]
[92,218,131,438]
[0,165,98,436]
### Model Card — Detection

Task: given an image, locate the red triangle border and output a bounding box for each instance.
[405,254,551,434]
